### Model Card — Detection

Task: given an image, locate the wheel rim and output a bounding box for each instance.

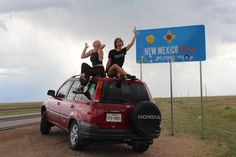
[70,124,79,146]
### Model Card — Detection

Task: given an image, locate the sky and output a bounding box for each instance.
[0,0,236,102]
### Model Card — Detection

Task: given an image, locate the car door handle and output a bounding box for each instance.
[71,104,74,108]
[57,102,60,105]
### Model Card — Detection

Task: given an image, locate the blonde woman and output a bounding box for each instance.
[78,40,105,91]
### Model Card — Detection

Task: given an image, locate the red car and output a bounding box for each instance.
[40,75,161,153]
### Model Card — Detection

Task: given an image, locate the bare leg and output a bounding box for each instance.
[107,64,127,77]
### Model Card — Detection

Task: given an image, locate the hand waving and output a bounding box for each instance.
[85,42,89,49]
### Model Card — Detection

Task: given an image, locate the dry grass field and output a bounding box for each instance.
[156,96,236,157]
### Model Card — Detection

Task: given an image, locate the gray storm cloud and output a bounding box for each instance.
[0,0,236,102]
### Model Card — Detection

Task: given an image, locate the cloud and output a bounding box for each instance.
[0,68,8,75]
[0,0,68,13]
[189,0,236,24]
[0,14,84,102]
[0,20,7,31]
[221,35,236,44]
[1,0,236,102]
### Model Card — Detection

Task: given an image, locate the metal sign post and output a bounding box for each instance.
[200,61,204,139]
[169,61,174,135]
[140,63,143,80]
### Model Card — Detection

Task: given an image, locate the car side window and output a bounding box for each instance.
[81,83,96,102]
[88,83,96,100]
[67,80,80,100]
[57,80,73,99]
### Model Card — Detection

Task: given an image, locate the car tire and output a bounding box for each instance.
[132,142,150,153]
[40,111,51,135]
[68,121,84,151]
[131,101,161,136]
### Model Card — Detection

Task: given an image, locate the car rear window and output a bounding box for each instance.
[101,81,151,104]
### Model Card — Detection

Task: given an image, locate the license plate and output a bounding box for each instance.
[106,113,121,122]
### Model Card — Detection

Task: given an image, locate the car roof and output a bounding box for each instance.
[69,75,145,84]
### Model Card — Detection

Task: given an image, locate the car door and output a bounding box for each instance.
[47,80,73,126]
[59,80,80,128]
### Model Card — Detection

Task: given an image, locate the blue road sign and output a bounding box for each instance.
[136,25,206,63]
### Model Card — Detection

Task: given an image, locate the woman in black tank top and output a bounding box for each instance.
[78,40,105,92]
[90,51,103,66]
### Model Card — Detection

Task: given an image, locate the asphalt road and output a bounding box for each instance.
[0,113,40,131]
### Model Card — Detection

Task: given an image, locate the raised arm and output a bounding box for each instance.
[98,44,105,61]
[81,42,92,59]
[126,26,136,52]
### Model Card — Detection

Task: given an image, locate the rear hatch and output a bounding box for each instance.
[95,79,152,130]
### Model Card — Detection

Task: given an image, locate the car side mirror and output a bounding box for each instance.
[47,90,55,97]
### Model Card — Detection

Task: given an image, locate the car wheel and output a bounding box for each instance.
[40,111,51,135]
[68,121,84,150]
[132,142,150,153]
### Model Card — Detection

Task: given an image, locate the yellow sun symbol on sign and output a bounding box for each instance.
[146,34,155,45]
[163,31,176,44]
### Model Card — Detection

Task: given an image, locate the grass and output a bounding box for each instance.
[0,102,42,116]
[156,96,236,157]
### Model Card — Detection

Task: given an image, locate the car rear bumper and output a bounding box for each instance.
[79,121,161,141]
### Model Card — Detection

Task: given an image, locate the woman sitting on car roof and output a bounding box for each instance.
[106,27,136,80]
[78,40,106,92]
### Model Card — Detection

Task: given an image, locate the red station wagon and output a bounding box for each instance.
[40,75,161,153]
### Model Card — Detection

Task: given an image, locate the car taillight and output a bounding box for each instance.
[93,80,103,102]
